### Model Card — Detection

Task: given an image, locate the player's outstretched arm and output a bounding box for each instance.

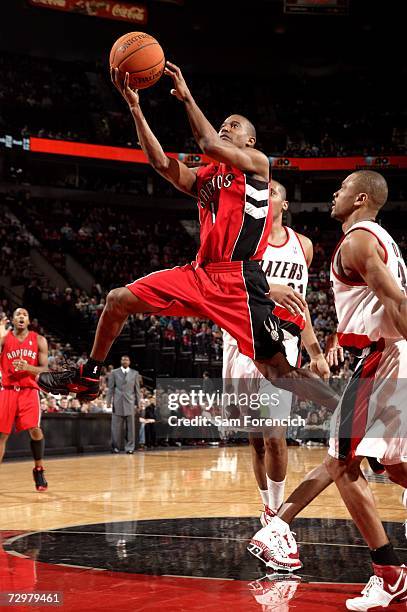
[111,68,197,196]
[342,230,407,339]
[164,62,269,178]
[0,315,10,350]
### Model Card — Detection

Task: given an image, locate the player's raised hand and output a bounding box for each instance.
[0,315,10,340]
[110,68,140,109]
[310,354,331,381]
[268,284,307,317]
[325,332,344,367]
[164,61,191,101]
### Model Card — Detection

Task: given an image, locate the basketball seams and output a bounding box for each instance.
[128,55,165,76]
[117,42,161,71]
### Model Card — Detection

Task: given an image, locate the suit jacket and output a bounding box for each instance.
[106,368,141,416]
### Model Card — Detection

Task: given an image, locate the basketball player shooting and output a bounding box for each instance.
[248,172,407,611]
[37,62,338,412]
[0,308,49,491]
[223,179,329,542]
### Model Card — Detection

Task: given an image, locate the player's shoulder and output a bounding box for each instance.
[290,229,313,266]
[293,230,313,250]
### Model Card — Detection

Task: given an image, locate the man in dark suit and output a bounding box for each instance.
[106,355,141,454]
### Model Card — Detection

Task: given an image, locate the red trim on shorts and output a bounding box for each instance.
[338,332,375,350]
[349,346,383,458]
[273,305,306,331]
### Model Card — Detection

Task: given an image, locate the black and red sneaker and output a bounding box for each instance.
[33,467,48,492]
[367,456,386,475]
[38,364,100,401]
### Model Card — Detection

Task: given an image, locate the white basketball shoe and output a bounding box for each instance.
[346,564,407,611]
[247,516,302,572]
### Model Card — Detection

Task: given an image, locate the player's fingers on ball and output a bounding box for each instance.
[339,347,344,362]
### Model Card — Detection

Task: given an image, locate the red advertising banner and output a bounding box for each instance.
[29,137,210,165]
[28,138,407,171]
[27,0,148,25]
[269,156,407,171]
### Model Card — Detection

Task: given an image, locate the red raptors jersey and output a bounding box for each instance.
[0,330,39,388]
[195,163,271,264]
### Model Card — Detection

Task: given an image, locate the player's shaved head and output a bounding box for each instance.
[240,115,256,139]
[351,171,388,210]
[271,180,287,201]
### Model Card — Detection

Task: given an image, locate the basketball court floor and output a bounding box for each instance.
[0,446,405,610]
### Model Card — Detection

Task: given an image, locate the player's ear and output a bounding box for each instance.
[355,192,368,207]
[282,200,289,212]
[247,136,256,148]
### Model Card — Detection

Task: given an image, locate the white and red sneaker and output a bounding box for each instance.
[260,505,276,528]
[247,516,302,572]
[248,572,301,610]
[346,564,407,611]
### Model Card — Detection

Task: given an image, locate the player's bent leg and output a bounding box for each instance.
[38,287,158,400]
[28,427,47,491]
[384,462,407,488]
[278,461,333,525]
[0,433,9,464]
[91,287,158,362]
[324,454,393,551]
[254,359,339,411]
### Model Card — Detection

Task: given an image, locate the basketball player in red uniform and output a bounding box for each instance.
[37,63,337,413]
[223,180,329,539]
[0,308,49,491]
[248,172,407,610]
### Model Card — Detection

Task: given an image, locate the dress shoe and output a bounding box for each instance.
[126,450,134,454]
[111,448,120,454]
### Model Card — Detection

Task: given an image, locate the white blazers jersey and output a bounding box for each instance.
[261,226,308,334]
[331,220,407,354]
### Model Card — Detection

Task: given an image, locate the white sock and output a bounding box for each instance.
[258,487,269,507]
[266,475,286,512]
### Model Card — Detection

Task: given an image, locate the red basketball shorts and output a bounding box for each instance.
[127,261,284,361]
[0,387,41,434]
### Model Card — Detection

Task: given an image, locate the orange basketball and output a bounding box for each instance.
[109,32,165,90]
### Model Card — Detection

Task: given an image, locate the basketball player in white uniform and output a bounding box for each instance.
[223,180,329,538]
[249,172,407,610]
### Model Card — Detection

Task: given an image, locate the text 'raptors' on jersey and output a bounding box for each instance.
[196,162,271,264]
[0,330,39,389]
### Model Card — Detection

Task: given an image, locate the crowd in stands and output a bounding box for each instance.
[1,52,406,158]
